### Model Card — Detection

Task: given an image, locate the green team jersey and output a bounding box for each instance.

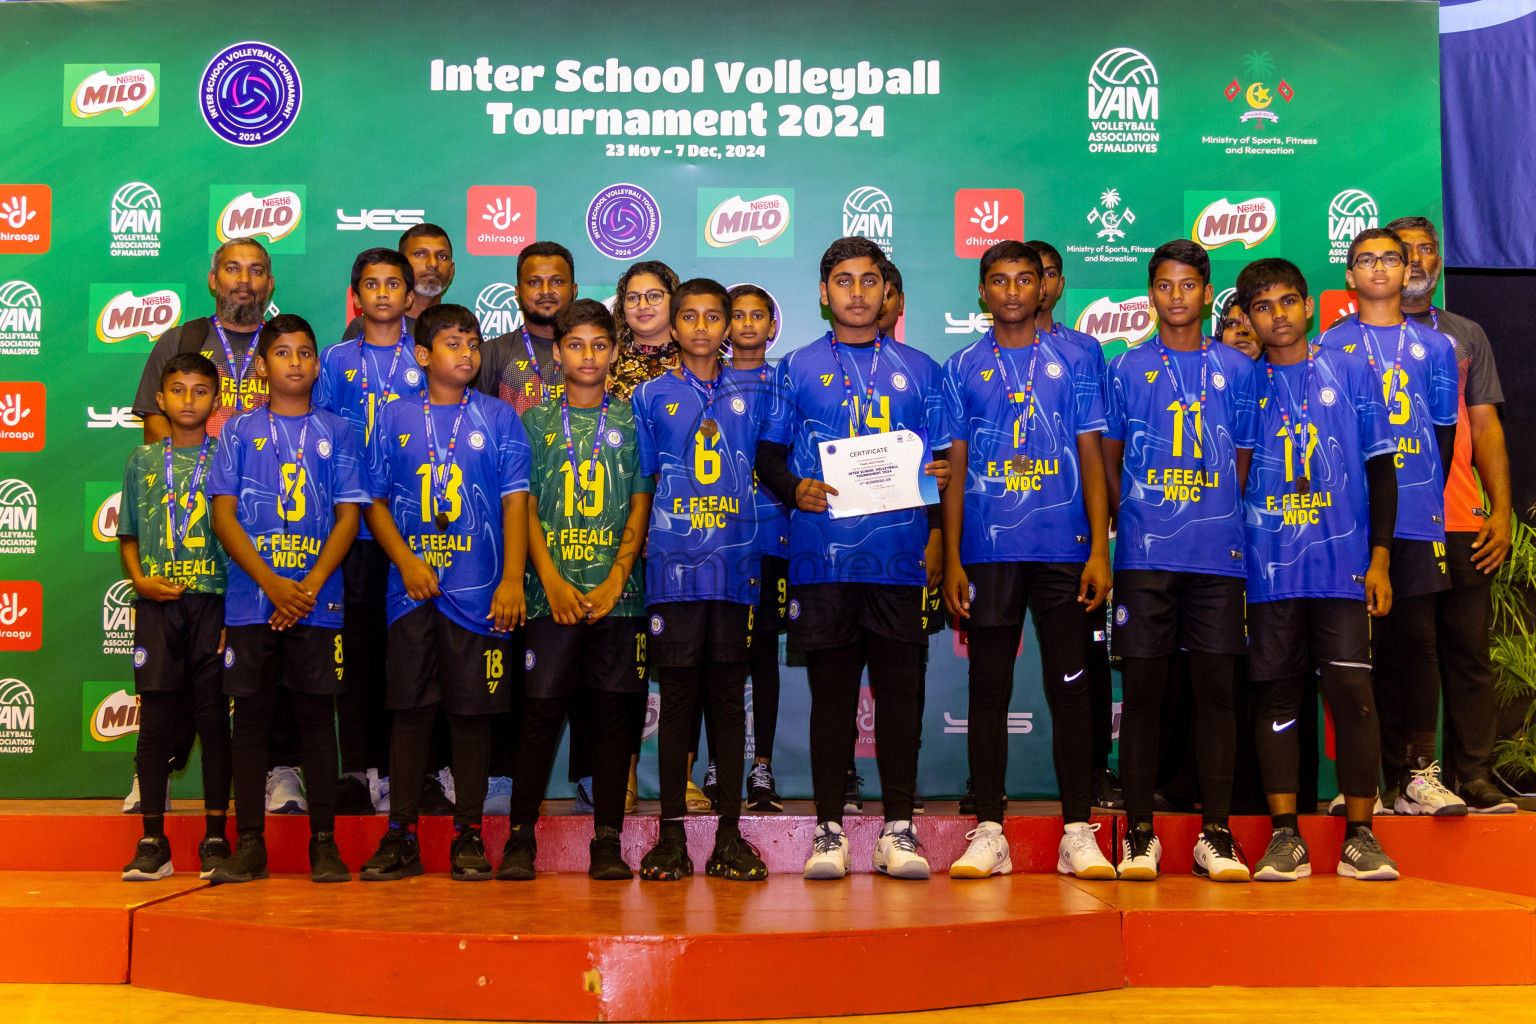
[521,396,653,619]
[119,439,228,595]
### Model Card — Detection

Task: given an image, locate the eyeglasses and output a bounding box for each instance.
[1352,252,1404,269]
[623,289,667,308]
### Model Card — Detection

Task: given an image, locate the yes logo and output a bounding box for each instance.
[90,285,185,352]
[1186,193,1281,258]
[209,185,307,252]
[0,581,42,651]
[0,382,45,452]
[64,65,160,125]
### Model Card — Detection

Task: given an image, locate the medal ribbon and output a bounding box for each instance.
[421,390,471,525]
[162,435,212,550]
[357,319,410,443]
[988,328,1041,458]
[827,331,885,438]
[560,389,610,488]
[679,361,723,432]
[264,411,309,531]
[211,315,263,411]
[1264,345,1316,488]
[1155,335,1210,463]
[1356,317,1408,416]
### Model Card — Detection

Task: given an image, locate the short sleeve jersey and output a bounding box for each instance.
[734,364,792,560]
[132,318,268,437]
[633,366,783,605]
[119,440,228,595]
[1244,347,1395,602]
[1408,307,1503,533]
[942,330,1107,565]
[766,333,955,587]
[1316,316,1458,542]
[1049,321,1108,395]
[1104,337,1259,577]
[477,328,563,415]
[208,408,369,627]
[367,391,532,636]
[521,397,650,620]
[314,321,425,540]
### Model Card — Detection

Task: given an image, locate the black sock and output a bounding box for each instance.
[1131,817,1154,834]
[1346,818,1372,836]
[204,814,225,842]
[1271,812,1299,833]
[143,814,165,839]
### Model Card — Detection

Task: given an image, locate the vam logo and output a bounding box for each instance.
[1087,188,1135,241]
[0,281,42,356]
[0,479,38,555]
[110,182,161,257]
[65,65,159,125]
[1087,47,1159,154]
[1327,189,1378,265]
[102,578,136,655]
[93,287,183,349]
[1187,193,1281,258]
[699,190,794,256]
[842,186,893,256]
[473,283,523,337]
[0,677,35,753]
[1210,286,1237,336]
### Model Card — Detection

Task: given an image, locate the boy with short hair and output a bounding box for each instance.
[358,304,531,882]
[1103,240,1258,883]
[497,299,651,882]
[120,353,233,881]
[208,315,368,884]
[1236,258,1401,881]
[1317,228,1461,816]
[941,241,1116,880]
[634,279,778,881]
[318,247,426,815]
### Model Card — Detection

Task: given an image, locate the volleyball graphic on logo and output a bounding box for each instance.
[1090,47,1159,89]
[587,183,661,260]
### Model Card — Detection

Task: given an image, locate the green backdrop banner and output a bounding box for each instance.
[0,0,1441,798]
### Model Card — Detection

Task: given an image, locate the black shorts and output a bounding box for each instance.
[1246,597,1372,682]
[921,583,946,635]
[342,537,390,605]
[222,622,345,698]
[1390,538,1451,599]
[524,615,645,699]
[133,592,225,694]
[755,555,788,636]
[963,561,1083,630]
[786,581,926,652]
[647,600,752,667]
[1110,570,1247,658]
[386,602,514,715]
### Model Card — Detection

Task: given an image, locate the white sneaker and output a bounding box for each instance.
[122,774,171,814]
[950,821,1011,878]
[266,766,308,814]
[803,820,851,879]
[1394,761,1468,817]
[485,776,512,816]
[436,767,457,806]
[1192,825,1250,882]
[367,768,390,814]
[1328,792,1389,816]
[1117,828,1162,881]
[873,820,930,879]
[1057,822,1116,880]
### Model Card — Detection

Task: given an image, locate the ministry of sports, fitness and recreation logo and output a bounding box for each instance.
[1186,192,1281,259]
[0,282,41,357]
[0,581,41,652]
[90,285,185,354]
[1088,188,1135,241]
[473,283,522,337]
[1327,189,1379,265]
[698,189,794,257]
[210,185,306,252]
[0,678,35,754]
[1067,186,1151,266]
[0,479,37,555]
[110,182,161,257]
[842,186,892,257]
[588,183,661,260]
[1225,50,1293,129]
[1069,291,1157,360]
[1087,47,1159,154]
[102,579,135,656]
[200,42,302,147]
[64,65,159,125]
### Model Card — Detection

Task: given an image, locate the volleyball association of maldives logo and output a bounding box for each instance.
[587,183,661,260]
[473,283,523,337]
[1087,47,1160,153]
[200,41,302,147]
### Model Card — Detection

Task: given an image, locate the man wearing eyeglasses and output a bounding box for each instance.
[478,241,578,414]
[1385,216,1516,813]
[1317,227,1462,817]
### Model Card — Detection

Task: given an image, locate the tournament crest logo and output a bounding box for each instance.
[1225,51,1293,128]
[473,283,522,337]
[110,182,161,257]
[65,65,159,125]
[0,281,42,356]
[587,183,661,260]
[200,42,302,147]
[93,287,183,348]
[1327,189,1378,265]
[1087,47,1160,154]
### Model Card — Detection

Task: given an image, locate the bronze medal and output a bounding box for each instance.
[1296,477,1310,496]
[435,511,450,531]
[701,418,719,439]
[1011,454,1029,475]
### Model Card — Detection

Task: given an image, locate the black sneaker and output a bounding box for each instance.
[589,826,633,880]
[747,762,783,812]
[1092,768,1125,810]
[420,772,455,815]
[706,830,767,881]
[122,836,173,881]
[197,837,230,880]
[1461,777,1517,814]
[912,792,925,815]
[210,832,268,884]
[310,831,351,883]
[336,773,376,816]
[702,760,721,812]
[361,823,424,881]
[1338,826,1399,881]
[843,769,864,814]
[959,778,976,816]
[640,823,693,881]
[495,826,538,881]
[450,825,493,881]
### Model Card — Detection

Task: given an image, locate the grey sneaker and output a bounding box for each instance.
[1338,827,1399,881]
[1253,827,1311,882]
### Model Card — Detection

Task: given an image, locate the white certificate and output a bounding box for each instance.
[817,429,937,519]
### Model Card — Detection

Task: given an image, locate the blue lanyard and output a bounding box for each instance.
[1356,317,1408,413]
[988,328,1041,455]
[1154,335,1210,462]
[211,316,262,410]
[162,436,212,549]
[826,331,886,438]
[421,390,470,529]
[679,362,723,432]
[560,389,609,487]
[264,412,308,531]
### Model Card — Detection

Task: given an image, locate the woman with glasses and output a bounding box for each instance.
[610,261,682,402]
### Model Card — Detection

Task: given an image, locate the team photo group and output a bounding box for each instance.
[116,206,1512,890]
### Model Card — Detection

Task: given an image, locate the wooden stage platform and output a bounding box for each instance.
[3,800,1534,1020]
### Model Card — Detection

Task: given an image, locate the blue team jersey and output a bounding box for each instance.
[732,362,791,559]
[634,366,782,605]
[942,330,1107,565]
[208,408,369,628]
[1316,316,1458,543]
[314,328,426,540]
[766,333,955,587]
[1244,348,1396,602]
[366,391,532,636]
[1104,337,1259,577]
[1049,321,1108,394]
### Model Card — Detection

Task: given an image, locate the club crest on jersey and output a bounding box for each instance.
[1212,372,1227,390]
[1114,605,1128,625]
[404,368,421,387]
[787,599,801,621]
[649,614,664,635]
[606,428,623,447]
[133,646,148,668]
[731,396,746,415]
[468,430,486,450]
[890,372,909,391]
[1045,362,1063,378]
[1320,387,1337,405]
[1410,342,1426,359]
[524,650,535,670]
[224,647,236,668]
[317,439,332,458]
